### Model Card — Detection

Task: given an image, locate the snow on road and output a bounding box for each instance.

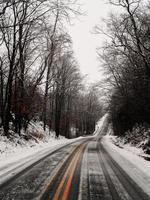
[0,133,84,186]
[102,135,150,196]
[0,115,107,187]
[94,113,109,137]
[0,138,65,185]
[1,114,149,198]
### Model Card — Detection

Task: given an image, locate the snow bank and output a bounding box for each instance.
[102,135,150,196]
[0,121,66,160]
[0,121,70,180]
[0,121,87,186]
[110,136,150,158]
[109,124,150,155]
[0,134,68,167]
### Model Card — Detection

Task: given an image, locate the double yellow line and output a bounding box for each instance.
[52,143,86,200]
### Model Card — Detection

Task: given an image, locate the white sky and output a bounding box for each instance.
[68,0,112,83]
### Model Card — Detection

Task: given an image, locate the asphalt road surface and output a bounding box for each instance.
[0,125,150,200]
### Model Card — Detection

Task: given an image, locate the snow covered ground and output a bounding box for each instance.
[0,121,85,186]
[108,135,150,158]
[0,115,108,186]
[0,121,67,163]
[1,114,150,196]
[0,135,86,186]
[102,135,150,196]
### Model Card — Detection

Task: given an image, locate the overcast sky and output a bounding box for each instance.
[68,0,113,83]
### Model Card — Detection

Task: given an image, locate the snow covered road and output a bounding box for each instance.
[0,115,150,200]
[102,136,150,198]
[0,139,88,199]
[79,131,150,200]
[0,136,86,189]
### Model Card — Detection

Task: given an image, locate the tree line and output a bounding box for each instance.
[0,0,102,138]
[96,0,150,135]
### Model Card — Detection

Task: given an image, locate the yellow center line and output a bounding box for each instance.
[52,154,78,199]
[52,143,86,200]
[61,150,81,200]
[52,149,81,200]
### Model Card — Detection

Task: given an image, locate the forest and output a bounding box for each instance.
[0,0,102,139]
[96,0,150,136]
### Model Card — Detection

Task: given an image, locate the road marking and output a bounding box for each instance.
[52,143,86,200]
[38,146,76,200]
[61,151,80,200]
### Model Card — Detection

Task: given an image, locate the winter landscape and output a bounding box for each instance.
[0,0,150,200]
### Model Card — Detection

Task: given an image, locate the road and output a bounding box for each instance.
[0,125,150,200]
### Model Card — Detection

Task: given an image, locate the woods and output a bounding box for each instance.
[1,2,150,199]
[0,0,102,139]
[96,0,150,135]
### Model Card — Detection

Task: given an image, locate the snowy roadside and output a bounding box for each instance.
[0,122,68,172]
[102,135,150,196]
[0,120,86,186]
[0,115,106,186]
[109,135,150,159]
[0,135,86,186]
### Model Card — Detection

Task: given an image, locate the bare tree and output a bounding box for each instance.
[0,0,59,135]
[42,0,82,131]
[96,0,150,135]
